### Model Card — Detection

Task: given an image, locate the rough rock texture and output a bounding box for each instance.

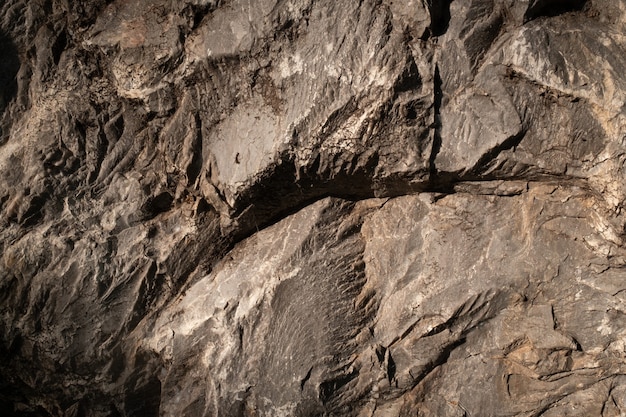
[2,0,626,415]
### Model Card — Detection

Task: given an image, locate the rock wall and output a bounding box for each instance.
[1,0,626,415]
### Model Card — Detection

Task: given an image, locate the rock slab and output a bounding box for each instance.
[1,0,626,416]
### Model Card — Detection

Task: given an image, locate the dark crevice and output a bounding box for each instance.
[523,0,588,23]
[318,368,359,404]
[192,8,207,29]
[424,318,454,338]
[467,129,526,177]
[186,113,203,185]
[570,336,583,352]
[126,261,158,333]
[386,351,397,385]
[300,367,313,391]
[375,345,386,363]
[143,192,174,219]
[504,66,588,105]
[224,167,592,261]
[20,193,49,227]
[224,159,583,257]
[225,148,382,244]
[394,56,421,94]
[318,98,359,142]
[0,30,19,115]
[190,3,216,30]
[465,12,504,74]
[410,337,466,386]
[228,188,364,248]
[429,64,443,180]
[428,0,452,36]
[51,29,67,66]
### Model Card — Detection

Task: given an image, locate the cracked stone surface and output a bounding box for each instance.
[1,0,626,416]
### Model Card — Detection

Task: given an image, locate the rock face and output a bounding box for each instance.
[2,0,626,415]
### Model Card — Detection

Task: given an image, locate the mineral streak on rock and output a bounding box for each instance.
[1,0,626,416]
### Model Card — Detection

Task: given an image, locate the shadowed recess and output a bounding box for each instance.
[524,0,588,22]
[0,30,19,115]
[429,0,452,36]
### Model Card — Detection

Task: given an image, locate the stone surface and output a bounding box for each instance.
[1,0,626,416]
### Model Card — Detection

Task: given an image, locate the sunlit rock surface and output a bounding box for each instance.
[1,0,626,415]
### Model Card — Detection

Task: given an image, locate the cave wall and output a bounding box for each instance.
[1,0,626,415]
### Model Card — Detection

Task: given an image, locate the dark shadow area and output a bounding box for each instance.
[429,65,443,179]
[0,372,54,417]
[429,0,452,37]
[51,29,67,66]
[123,350,162,417]
[0,30,19,115]
[524,0,587,22]
[142,191,174,219]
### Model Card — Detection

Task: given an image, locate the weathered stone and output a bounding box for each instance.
[1,0,626,416]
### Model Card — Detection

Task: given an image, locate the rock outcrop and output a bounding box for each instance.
[2,0,626,415]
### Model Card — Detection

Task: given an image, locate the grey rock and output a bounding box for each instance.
[1,0,626,416]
